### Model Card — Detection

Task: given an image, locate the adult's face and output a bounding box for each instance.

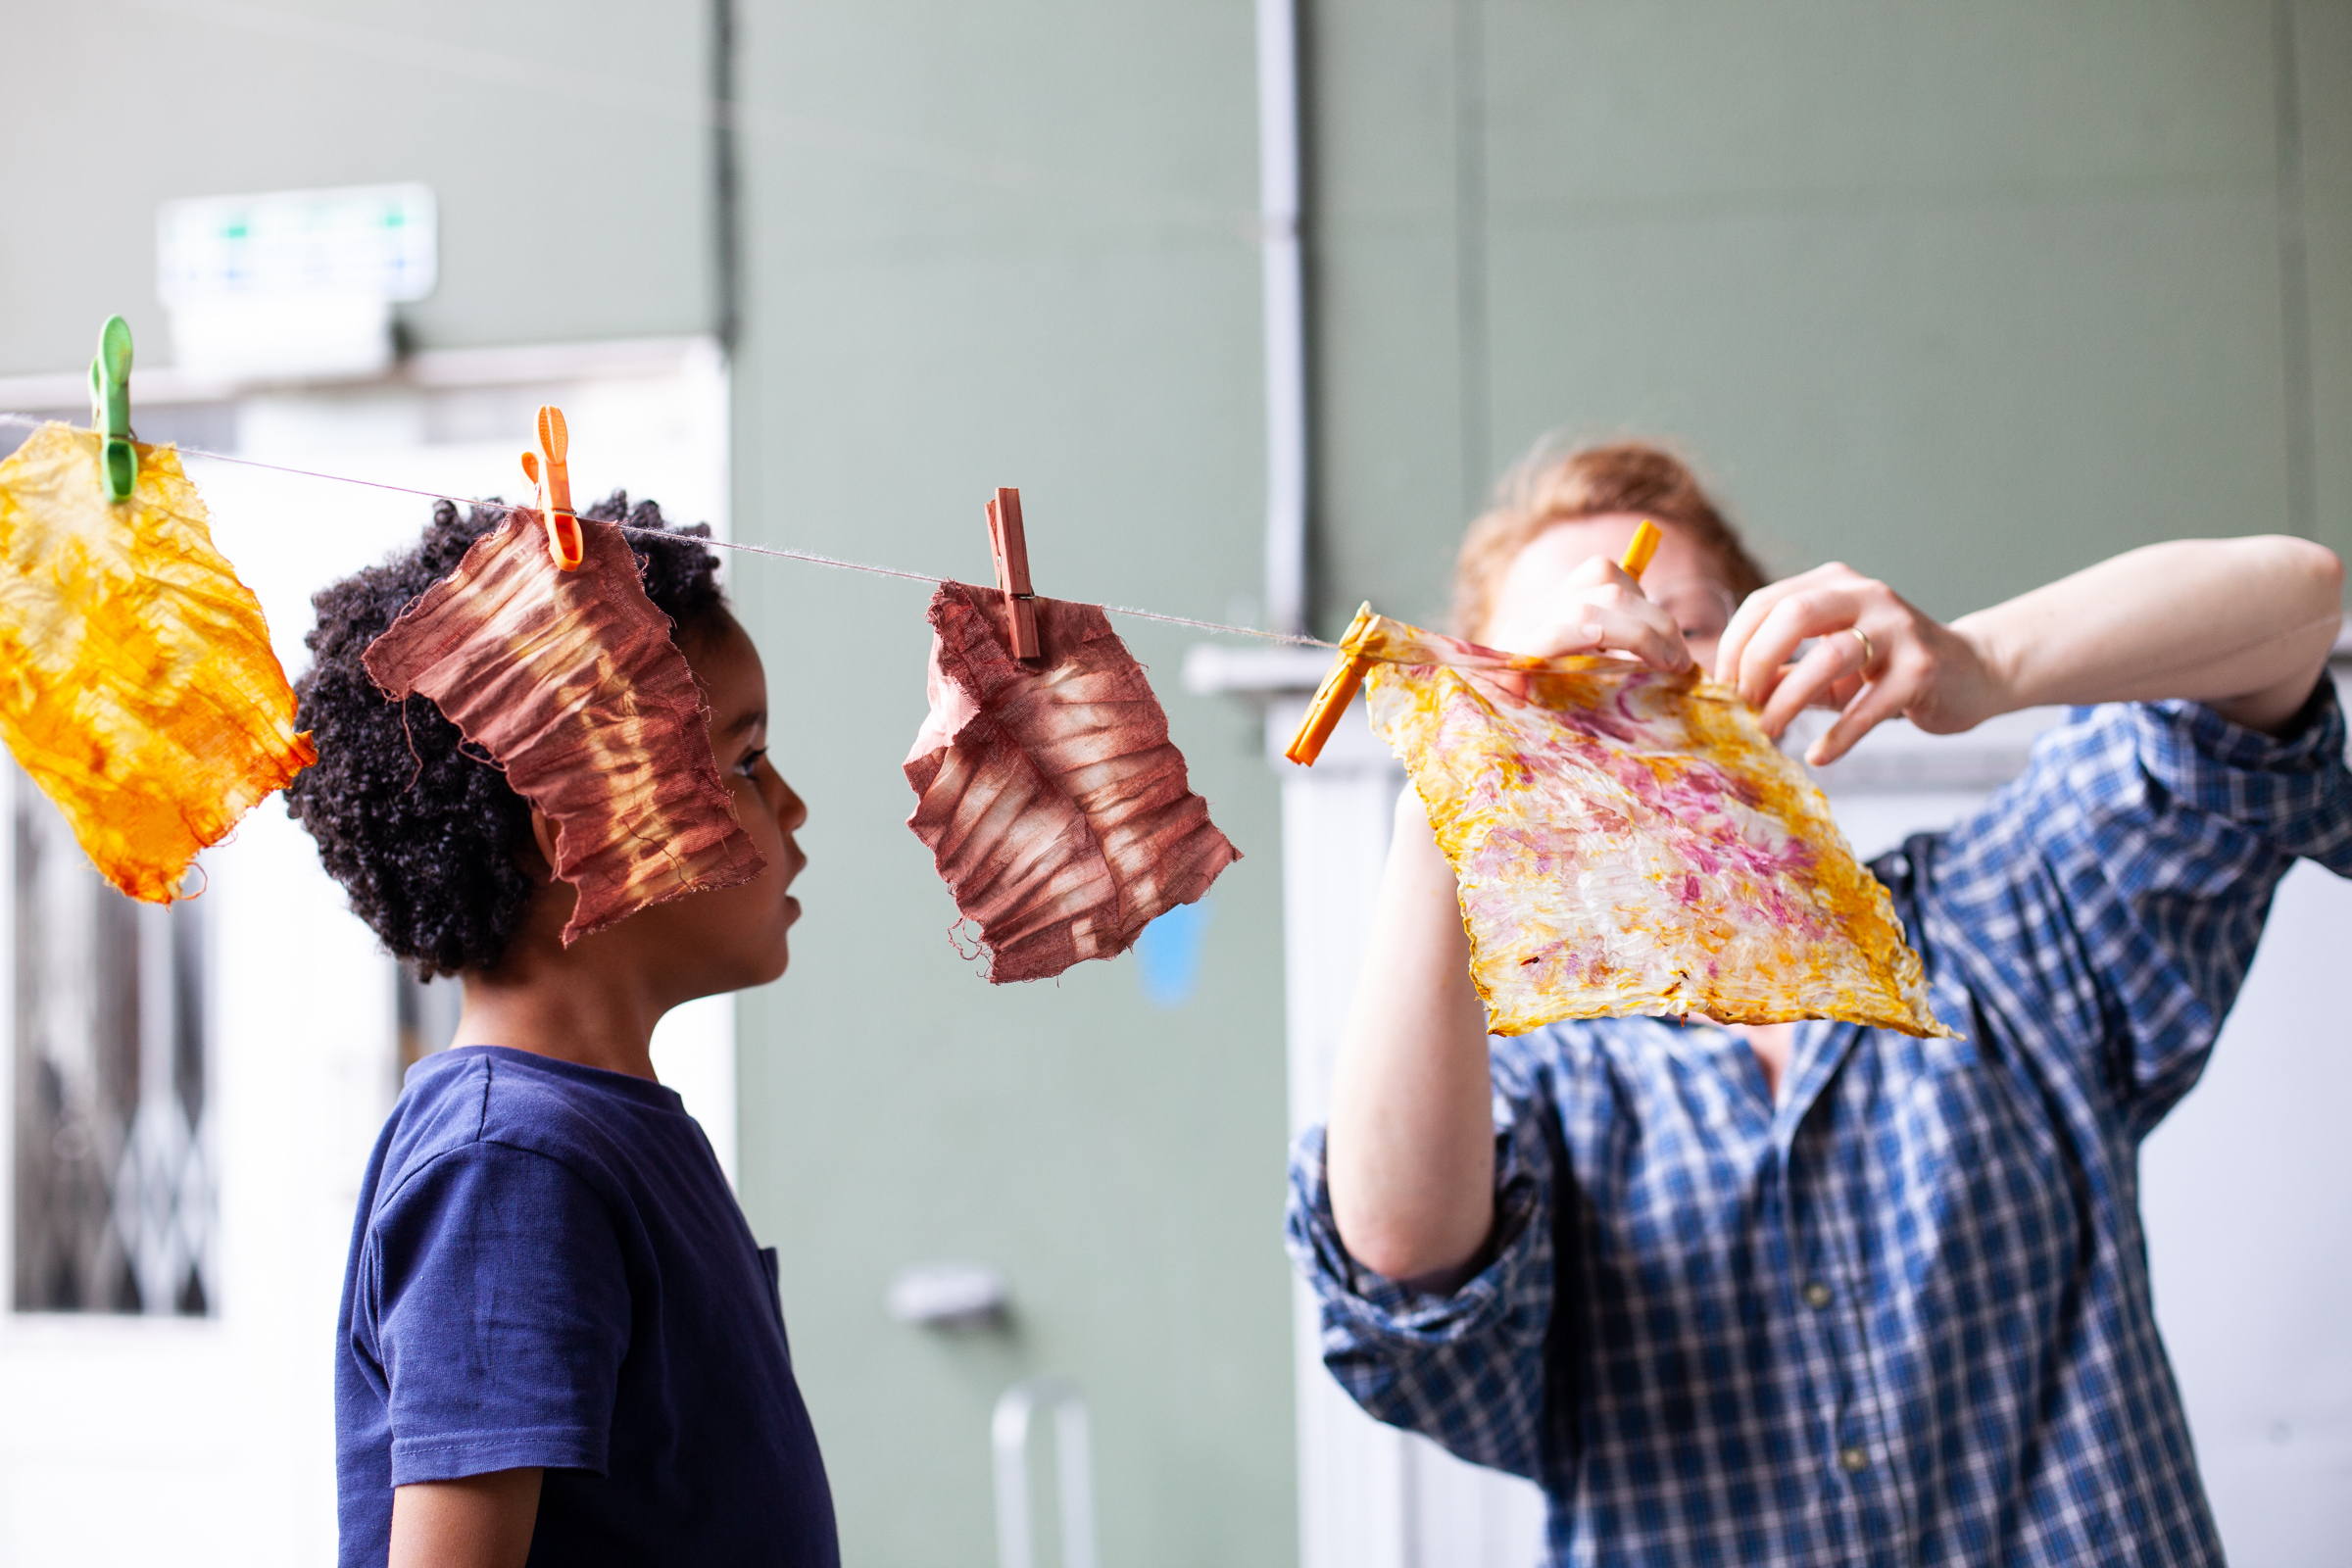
[1484,512,1743,677]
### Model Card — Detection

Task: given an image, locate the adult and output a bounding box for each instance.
[1288,440,2347,1564]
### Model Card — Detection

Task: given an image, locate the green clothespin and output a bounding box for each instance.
[88,316,135,503]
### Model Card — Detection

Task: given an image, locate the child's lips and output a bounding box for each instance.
[776,842,808,916]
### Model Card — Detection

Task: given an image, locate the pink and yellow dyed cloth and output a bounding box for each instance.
[1345,612,1949,1037]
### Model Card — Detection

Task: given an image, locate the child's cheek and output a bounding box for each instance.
[728,777,783,853]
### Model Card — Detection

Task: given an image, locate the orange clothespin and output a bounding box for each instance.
[986,486,1042,662]
[1284,604,1375,766]
[518,405,584,571]
[1285,522,1665,768]
[1618,517,1662,581]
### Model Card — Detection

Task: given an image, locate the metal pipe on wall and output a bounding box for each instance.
[710,0,742,354]
[1257,0,1309,637]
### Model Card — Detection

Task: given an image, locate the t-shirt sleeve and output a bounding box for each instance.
[1911,682,2352,1136]
[359,1141,633,1486]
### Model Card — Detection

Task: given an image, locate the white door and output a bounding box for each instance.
[0,338,736,1566]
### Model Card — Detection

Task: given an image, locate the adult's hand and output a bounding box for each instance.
[1714,563,2002,766]
[1716,539,2345,764]
[1484,553,1694,672]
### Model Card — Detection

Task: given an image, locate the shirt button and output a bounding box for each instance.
[1838,1446,1869,1474]
[1803,1281,1833,1309]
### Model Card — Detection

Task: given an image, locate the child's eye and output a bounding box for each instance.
[735,747,768,780]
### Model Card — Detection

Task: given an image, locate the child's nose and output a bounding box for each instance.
[776,782,808,834]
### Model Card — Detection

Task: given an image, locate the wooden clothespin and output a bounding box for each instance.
[89,316,135,504]
[517,405,584,570]
[986,486,1042,661]
[1284,521,1665,767]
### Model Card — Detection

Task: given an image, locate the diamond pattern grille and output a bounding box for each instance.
[11,768,213,1315]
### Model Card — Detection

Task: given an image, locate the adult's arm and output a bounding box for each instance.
[1326,534,2344,1280]
[1718,536,2344,762]
[1328,553,1688,1280]
[389,1470,543,1568]
[1326,787,1497,1280]
[1287,1079,1560,1480]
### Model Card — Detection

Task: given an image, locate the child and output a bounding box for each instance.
[288,496,833,1568]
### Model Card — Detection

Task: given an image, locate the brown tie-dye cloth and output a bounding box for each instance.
[905,581,1240,983]
[364,510,764,945]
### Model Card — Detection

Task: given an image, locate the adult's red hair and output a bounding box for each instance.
[1452,439,1767,641]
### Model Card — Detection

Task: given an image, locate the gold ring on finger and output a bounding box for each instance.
[1847,626,1876,677]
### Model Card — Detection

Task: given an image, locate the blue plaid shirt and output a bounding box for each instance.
[1288,691,2352,1566]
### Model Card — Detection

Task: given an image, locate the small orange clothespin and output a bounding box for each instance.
[1284,604,1375,766]
[986,486,1042,662]
[1618,517,1662,581]
[1284,521,1665,767]
[518,405,585,570]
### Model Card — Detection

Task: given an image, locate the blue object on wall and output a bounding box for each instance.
[1134,900,1211,1008]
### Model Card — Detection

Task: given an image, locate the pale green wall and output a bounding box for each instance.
[2304,0,2352,571]
[1311,0,2351,633]
[0,5,1298,1563]
[4,6,2346,1567]
[0,2,711,371]
[726,7,1294,1565]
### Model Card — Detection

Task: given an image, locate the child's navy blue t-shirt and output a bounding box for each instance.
[335,1046,838,1567]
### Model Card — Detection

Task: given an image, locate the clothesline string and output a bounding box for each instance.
[0,412,1337,650]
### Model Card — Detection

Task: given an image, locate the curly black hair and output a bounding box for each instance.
[285,492,728,978]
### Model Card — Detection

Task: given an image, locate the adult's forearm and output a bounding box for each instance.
[1326,789,1497,1282]
[1955,537,2343,734]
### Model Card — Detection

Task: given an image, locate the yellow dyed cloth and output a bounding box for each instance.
[1348,612,1949,1037]
[0,423,314,902]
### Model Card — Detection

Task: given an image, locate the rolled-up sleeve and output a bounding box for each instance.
[1921,681,2352,1136]
[1284,1069,1558,1480]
